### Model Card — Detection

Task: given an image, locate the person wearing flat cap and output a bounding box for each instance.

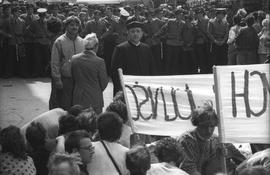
[71,33,108,114]
[111,20,157,95]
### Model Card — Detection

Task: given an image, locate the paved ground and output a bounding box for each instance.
[0,78,113,129]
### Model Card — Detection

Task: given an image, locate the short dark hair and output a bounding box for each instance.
[245,15,255,26]
[11,6,19,14]
[126,146,151,174]
[68,105,84,116]
[239,166,269,175]
[106,101,128,123]
[76,108,97,134]
[154,137,185,165]
[58,114,79,136]
[65,130,91,153]
[190,101,218,127]
[63,15,81,29]
[25,122,46,149]
[0,125,27,159]
[97,112,123,142]
[233,15,242,25]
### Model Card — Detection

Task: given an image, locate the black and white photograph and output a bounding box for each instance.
[0,0,269,175]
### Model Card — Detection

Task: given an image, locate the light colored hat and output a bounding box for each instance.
[119,7,129,17]
[37,8,47,13]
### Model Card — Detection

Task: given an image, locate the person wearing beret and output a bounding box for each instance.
[111,20,157,95]
[71,33,108,114]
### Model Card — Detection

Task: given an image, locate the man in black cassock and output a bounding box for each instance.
[111,20,157,95]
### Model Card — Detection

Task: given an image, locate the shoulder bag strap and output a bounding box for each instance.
[101,140,122,175]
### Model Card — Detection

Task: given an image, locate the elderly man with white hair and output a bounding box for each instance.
[71,33,109,114]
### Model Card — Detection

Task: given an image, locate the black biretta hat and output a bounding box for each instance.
[126,21,144,30]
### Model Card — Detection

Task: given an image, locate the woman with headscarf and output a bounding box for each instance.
[177,101,246,175]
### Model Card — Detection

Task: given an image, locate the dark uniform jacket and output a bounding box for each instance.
[111,41,157,94]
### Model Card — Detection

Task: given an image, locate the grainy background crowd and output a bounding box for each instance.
[0,0,269,78]
[0,0,270,175]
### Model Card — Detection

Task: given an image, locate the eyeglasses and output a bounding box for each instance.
[80,145,93,151]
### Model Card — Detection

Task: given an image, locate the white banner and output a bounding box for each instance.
[214,64,270,143]
[123,74,215,136]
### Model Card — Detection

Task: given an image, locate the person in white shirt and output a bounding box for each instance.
[87,112,129,175]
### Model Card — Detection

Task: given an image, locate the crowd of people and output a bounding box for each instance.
[0,1,270,175]
[0,94,269,175]
[0,1,269,79]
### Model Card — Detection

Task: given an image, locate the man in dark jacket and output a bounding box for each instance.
[235,15,259,64]
[111,20,157,95]
[71,33,108,114]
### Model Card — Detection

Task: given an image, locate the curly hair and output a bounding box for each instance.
[113,91,125,104]
[154,137,185,165]
[190,101,218,127]
[58,114,79,136]
[76,108,97,135]
[106,101,128,123]
[126,146,151,174]
[0,125,27,159]
[97,112,123,142]
[63,15,81,30]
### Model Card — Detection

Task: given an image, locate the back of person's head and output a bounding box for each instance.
[48,153,80,175]
[68,105,84,116]
[76,108,97,135]
[0,125,27,159]
[64,130,90,153]
[113,91,125,103]
[126,146,151,175]
[26,122,46,150]
[239,166,269,175]
[245,15,255,27]
[154,137,185,166]
[233,15,242,26]
[262,18,269,28]
[237,8,247,18]
[58,114,79,136]
[84,33,99,51]
[97,112,123,142]
[106,101,128,124]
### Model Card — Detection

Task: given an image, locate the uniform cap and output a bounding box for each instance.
[126,21,143,30]
[119,7,129,17]
[37,8,47,13]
